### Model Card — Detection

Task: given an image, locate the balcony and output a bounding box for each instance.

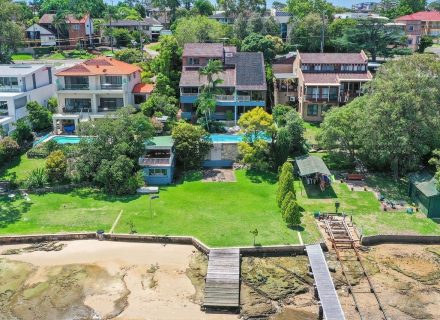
[62,107,92,113]
[0,86,21,92]
[98,106,121,112]
[100,83,123,90]
[305,94,339,102]
[61,84,90,90]
[139,157,172,166]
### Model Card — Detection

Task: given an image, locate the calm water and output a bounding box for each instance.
[210,134,245,143]
[50,136,82,144]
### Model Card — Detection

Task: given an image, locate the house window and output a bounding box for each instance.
[408,25,414,32]
[0,101,8,116]
[14,96,27,110]
[301,64,310,71]
[188,58,200,65]
[0,77,19,90]
[322,88,329,99]
[72,24,80,31]
[149,168,167,176]
[65,98,91,112]
[307,104,319,116]
[314,64,321,71]
[32,73,36,89]
[100,76,122,89]
[407,38,413,45]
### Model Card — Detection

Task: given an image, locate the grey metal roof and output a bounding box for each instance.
[225,52,267,91]
[295,155,331,177]
[307,244,345,320]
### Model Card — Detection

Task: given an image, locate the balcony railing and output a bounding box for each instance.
[0,86,21,92]
[215,95,252,102]
[62,107,92,113]
[98,106,121,112]
[139,157,171,166]
[180,92,199,96]
[100,83,123,90]
[62,84,90,90]
[305,94,339,102]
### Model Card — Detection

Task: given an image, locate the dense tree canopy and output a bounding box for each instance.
[319,54,440,178]
[173,15,226,46]
[0,0,25,63]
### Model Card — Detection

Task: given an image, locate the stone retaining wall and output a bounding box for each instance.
[361,234,440,246]
[0,233,324,256]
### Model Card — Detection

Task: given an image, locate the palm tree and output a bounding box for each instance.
[197,60,224,130]
[53,11,67,50]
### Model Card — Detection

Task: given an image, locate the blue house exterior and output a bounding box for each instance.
[139,136,175,185]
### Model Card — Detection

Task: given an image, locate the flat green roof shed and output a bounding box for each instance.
[144,136,174,149]
[295,155,331,177]
[408,172,440,219]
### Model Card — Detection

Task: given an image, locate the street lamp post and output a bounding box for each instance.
[150,195,159,219]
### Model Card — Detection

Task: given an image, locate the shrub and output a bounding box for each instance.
[11,119,33,144]
[114,48,143,64]
[45,150,67,182]
[238,140,270,171]
[0,137,20,162]
[47,97,58,113]
[25,168,49,189]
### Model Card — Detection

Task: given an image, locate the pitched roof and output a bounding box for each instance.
[179,68,236,87]
[55,57,140,76]
[226,52,267,90]
[25,24,55,35]
[302,72,372,85]
[39,13,89,25]
[183,43,224,57]
[299,52,368,64]
[396,11,440,22]
[409,172,439,197]
[295,155,331,177]
[103,17,161,27]
[133,83,155,94]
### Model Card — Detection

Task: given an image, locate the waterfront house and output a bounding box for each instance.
[25,24,57,47]
[53,57,154,134]
[101,17,163,43]
[0,64,55,135]
[139,136,175,185]
[273,51,372,122]
[179,43,267,124]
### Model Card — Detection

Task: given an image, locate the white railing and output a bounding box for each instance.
[138,157,171,166]
[215,95,235,101]
[237,95,251,102]
[181,92,199,96]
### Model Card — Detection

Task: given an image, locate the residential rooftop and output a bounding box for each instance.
[182,43,225,57]
[396,11,440,22]
[0,64,49,76]
[103,17,161,27]
[145,136,174,148]
[298,52,368,64]
[39,13,90,24]
[55,57,140,76]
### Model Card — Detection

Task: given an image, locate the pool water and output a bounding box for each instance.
[210,134,244,143]
[49,136,82,144]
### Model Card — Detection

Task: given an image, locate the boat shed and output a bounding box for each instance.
[408,172,440,219]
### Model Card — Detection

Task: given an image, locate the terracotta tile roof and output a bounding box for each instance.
[396,11,440,22]
[272,63,293,74]
[302,72,372,85]
[39,13,89,25]
[55,56,141,76]
[133,83,155,94]
[299,52,368,64]
[182,43,224,57]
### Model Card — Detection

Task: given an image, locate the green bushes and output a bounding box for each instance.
[45,150,67,183]
[0,137,20,163]
[25,168,49,189]
[26,101,52,132]
[277,162,302,228]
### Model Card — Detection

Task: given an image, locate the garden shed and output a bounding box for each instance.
[139,136,175,185]
[295,155,331,190]
[408,172,440,219]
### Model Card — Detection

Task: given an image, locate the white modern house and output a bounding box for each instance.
[0,64,55,134]
[53,57,154,134]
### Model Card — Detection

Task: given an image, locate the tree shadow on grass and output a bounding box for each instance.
[245,170,277,184]
[0,196,32,229]
[288,225,305,232]
[302,183,337,199]
[68,188,141,203]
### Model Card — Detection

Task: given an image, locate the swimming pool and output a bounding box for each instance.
[35,135,83,145]
[209,134,270,143]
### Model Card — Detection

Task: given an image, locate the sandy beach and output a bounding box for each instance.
[0,240,238,320]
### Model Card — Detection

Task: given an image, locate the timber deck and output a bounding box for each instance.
[306,244,346,320]
[203,248,240,310]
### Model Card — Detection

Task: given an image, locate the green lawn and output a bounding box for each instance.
[0,171,303,247]
[0,154,46,183]
[297,181,440,237]
[12,53,34,61]
[147,43,161,51]
[303,122,322,146]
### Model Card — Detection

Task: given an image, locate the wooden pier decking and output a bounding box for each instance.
[306,244,346,320]
[203,248,240,310]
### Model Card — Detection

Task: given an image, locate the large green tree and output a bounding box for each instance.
[241,33,277,62]
[173,15,225,46]
[290,13,324,53]
[75,107,154,194]
[287,0,334,19]
[333,18,408,61]
[151,35,182,90]
[171,122,213,170]
[26,101,52,132]
[277,161,295,207]
[0,0,25,63]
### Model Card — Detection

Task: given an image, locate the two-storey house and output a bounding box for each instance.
[0,64,55,135]
[53,57,154,134]
[39,13,94,49]
[179,43,267,124]
[295,51,372,122]
[395,11,440,51]
[101,17,163,43]
[274,51,372,122]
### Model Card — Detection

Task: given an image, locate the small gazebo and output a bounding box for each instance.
[295,155,332,191]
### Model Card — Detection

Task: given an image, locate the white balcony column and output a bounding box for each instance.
[74,118,79,131]
[91,94,98,113]
[52,118,57,134]
[234,91,238,124]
